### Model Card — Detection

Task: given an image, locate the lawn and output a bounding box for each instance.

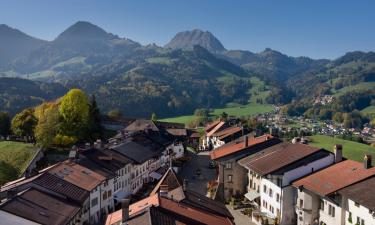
[362,105,375,117]
[0,141,38,185]
[160,103,274,125]
[308,135,375,162]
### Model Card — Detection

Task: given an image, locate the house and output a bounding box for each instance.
[110,141,159,194]
[210,134,281,201]
[202,120,228,150]
[293,153,375,225]
[209,126,244,149]
[338,176,375,225]
[105,167,234,225]
[48,160,107,224]
[0,188,82,225]
[239,142,335,225]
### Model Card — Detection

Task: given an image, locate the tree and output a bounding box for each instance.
[87,95,102,141]
[151,112,157,122]
[0,111,11,137]
[220,112,228,121]
[59,89,90,139]
[11,108,37,142]
[35,103,60,148]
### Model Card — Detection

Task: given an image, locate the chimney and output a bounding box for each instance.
[334,144,343,163]
[244,135,249,148]
[121,199,130,223]
[364,155,372,169]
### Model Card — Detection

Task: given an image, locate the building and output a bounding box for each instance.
[210,134,281,201]
[48,160,107,224]
[209,126,243,149]
[293,154,375,225]
[239,142,335,225]
[105,167,234,225]
[202,120,228,150]
[0,188,81,225]
[339,176,375,225]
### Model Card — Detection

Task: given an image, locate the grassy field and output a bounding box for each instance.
[160,103,274,125]
[0,141,38,185]
[362,105,375,117]
[332,82,375,97]
[308,135,375,162]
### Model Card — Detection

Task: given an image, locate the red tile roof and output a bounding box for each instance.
[240,143,324,175]
[293,160,375,196]
[213,126,242,140]
[205,120,221,132]
[210,134,274,160]
[207,121,226,137]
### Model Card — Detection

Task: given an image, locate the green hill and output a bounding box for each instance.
[0,141,38,185]
[308,135,375,162]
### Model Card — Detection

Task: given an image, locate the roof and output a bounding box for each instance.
[33,173,89,204]
[212,126,242,140]
[339,176,375,211]
[210,134,277,160]
[293,160,375,196]
[239,143,325,175]
[0,188,80,225]
[155,121,185,129]
[48,160,106,191]
[159,197,234,225]
[166,128,187,136]
[111,141,158,164]
[125,119,159,132]
[205,120,221,132]
[207,121,226,137]
[183,190,233,219]
[105,194,159,225]
[150,167,182,196]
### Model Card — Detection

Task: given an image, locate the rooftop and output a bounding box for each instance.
[205,120,221,133]
[0,188,80,225]
[110,141,158,164]
[33,173,89,204]
[239,143,325,176]
[293,160,375,196]
[210,134,278,160]
[212,126,242,140]
[339,176,375,211]
[125,119,159,132]
[207,121,226,137]
[48,160,106,191]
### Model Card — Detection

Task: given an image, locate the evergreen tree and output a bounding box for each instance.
[0,111,11,137]
[88,95,102,140]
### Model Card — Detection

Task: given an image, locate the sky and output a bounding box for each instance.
[1,0,374,59]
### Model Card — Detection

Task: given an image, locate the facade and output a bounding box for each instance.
[239,142,335,225]
[293,155,375,225]
[210,134,281,201]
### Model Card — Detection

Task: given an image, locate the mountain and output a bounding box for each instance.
[0,77,67,115]
[165,29,226,53]
[0,24,46,67]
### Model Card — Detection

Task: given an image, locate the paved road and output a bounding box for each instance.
[179,151,216,196]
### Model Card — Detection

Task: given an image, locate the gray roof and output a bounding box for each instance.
[111,141,158,164]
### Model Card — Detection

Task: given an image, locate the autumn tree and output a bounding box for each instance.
[59,89,90,139]
[11,108,38,142]
[34,103,60,148]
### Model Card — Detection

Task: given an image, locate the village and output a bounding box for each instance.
[0,115,374,225]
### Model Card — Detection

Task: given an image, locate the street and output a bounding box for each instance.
[179,151,216,196]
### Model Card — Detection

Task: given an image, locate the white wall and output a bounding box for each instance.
[319,199,343,225]
[260,178,282,220]
[345,199,375,225]
[89,186,101,223]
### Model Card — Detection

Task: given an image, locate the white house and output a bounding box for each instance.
[293,154,375,225]
[239,142,335,225]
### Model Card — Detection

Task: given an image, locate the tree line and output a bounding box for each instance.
[0,89,102,148]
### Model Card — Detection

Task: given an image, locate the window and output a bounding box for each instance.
[300,199,303,208]
[320,200,324,211]
[277,178,282,187]
[276,194,280,202]
[103,191,107,200]
[276,208,280,217]
[355,202,360,207]
[228,175,233,182]
[361,219,365,225]
[108,190,112,197]
[357,217,360,224]
[263,185,267,193]
[91,197,98,207]
[226,162,232,169]
[269,188,273,198]
[332,206,335,217]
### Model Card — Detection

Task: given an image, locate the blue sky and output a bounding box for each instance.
[1,0,374,59]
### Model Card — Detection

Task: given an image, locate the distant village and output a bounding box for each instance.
[0,115,375,225]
